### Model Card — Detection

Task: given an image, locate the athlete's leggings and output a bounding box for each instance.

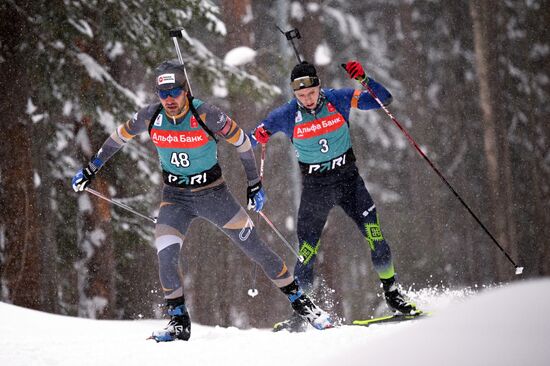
[154,182,293,299]
[295,164,395,291]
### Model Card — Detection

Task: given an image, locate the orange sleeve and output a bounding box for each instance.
[350,89,362,109]
[119,121,135,140]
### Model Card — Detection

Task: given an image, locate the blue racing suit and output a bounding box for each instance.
[250,79,396,291]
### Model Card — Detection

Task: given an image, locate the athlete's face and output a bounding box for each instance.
[294,86,321,110]
[158,87,188,116]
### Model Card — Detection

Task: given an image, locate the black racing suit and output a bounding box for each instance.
[250,82,396,291]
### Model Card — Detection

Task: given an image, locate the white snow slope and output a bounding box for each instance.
[1,279,549,366]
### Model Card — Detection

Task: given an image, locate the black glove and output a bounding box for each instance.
[72,156,102,192]
[247,181,266,212]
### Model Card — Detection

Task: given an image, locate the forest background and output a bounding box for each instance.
[1,0,548,327]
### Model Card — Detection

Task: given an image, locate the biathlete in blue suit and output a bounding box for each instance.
[250,61,418,332]
[71,60,333,341]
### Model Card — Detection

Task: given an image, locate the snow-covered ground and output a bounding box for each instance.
[1,279,549,366]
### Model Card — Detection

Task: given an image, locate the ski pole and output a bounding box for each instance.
[276,26,302,63]
[85,187,157,224]
[259,143,266,180]
[343,65,523,275]
[256,144,304,262]
[247,265,259,298]
[248,144,268,298]
[169,28,194,96]
[168,28,218,143]
[258,211,304,263]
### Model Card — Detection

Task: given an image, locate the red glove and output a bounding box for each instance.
[344,61,366,80]
[253,126,271,144]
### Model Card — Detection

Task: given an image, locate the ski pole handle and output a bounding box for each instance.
[276,25,303,63]
[259,143,266,180]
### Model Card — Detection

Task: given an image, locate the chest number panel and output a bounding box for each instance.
[319,138,329,153]
[170,152,190,167]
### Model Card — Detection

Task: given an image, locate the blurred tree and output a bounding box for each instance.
[470,0,516,279]
[0,1,43,311]
[1,0,548,326]
[494,0,550,277]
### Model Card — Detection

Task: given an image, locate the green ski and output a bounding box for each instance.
[352,312,429,327]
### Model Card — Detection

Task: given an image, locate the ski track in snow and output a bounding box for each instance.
[1,279,549,366]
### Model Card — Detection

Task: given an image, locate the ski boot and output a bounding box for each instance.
[279,281,333,330]
[273,312,308,333]
[149,301,191,342]
[381,277,419,315]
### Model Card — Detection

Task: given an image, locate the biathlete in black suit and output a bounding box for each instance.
[250,60,418,332]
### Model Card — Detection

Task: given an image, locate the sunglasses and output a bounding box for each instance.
[158,87,184,99]
[290,76,320,91]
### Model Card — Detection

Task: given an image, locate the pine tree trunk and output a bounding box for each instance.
[73,37,116,319]
[0,123,42,310]
[469,1,516,279]
[32,122,59,314]
[0,3,42,310]
[216,0,271,328]
[80,170,116,319]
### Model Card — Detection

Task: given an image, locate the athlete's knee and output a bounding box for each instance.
[222,207,255,241]
[298,240,320,265]
[154,223,184,250]
[364,221,385,251]
[154,234,183,253]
